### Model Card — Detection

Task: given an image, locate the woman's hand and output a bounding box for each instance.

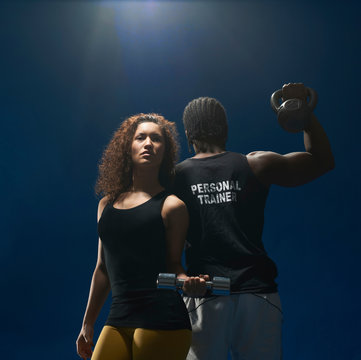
[76,325,94,360]
[182,274,210,297]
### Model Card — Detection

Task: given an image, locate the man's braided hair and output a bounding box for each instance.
[182,97,228,151]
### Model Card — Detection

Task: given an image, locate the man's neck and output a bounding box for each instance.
[193,151,225,159]
[192,144,225,159]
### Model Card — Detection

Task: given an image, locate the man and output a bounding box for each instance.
[173,83,334,360]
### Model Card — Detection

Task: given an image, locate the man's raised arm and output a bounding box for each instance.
[247,83,335,187]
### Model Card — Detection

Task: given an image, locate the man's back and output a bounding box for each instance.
[174,151,277,293]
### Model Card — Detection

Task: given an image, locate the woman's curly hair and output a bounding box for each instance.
[95,113,179,203]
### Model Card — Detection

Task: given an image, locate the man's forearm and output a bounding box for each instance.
[304,114,335,172]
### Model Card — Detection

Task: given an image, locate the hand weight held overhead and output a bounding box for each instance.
[157,273,231,296]
[270,87,318,133]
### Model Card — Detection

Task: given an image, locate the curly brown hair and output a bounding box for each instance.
[95,113,179,203]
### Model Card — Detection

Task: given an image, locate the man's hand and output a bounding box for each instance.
[282,82,308,102]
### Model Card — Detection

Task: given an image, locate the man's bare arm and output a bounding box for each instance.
[248,87,334,187]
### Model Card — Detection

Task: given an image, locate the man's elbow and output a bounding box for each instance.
[314,158,334,180]
[305,154,335,182]
[322,154,335,173]
[328,156,335,171]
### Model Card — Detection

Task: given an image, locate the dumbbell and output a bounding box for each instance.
[157,273,230,296]
[270,87,318,133]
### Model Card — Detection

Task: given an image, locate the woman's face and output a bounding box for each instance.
[131,121,165,169]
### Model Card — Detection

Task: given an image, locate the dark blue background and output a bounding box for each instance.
[1,1,360,359]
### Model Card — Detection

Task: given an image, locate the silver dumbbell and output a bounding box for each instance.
[157,273,230,296]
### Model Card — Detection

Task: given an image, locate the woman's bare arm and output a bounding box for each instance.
[162,195,207,296]
[76,197,111,360]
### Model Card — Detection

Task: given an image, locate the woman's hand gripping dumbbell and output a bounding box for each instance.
[157,273,231,296]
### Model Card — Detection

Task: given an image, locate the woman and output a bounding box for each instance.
[76,113,205,360]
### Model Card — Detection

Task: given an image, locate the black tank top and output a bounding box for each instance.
[98,191,191,330]
[174,152,278,293]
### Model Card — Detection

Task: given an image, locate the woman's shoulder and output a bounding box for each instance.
[99,195,111,207]
[161,194,187,218]
[97,195,111,220]
[161,194,188,228]
[163,194,186,209]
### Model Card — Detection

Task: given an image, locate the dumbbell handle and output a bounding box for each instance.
[157,273,230,296]
[270,87,317,113]
[175,278,213,289]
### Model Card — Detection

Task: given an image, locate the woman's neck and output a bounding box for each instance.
[131,167,163,194]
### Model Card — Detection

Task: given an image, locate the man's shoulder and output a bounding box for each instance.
[175,158,194,172]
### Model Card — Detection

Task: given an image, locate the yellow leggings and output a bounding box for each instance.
[92,325,192,360]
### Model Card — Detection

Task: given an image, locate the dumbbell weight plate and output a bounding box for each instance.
[212,276,231,296]
[157,273,177,289]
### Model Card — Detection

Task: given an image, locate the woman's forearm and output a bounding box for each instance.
[81,265,111,328]
[167,261,187,279]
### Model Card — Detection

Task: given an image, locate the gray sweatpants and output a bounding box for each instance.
[183,293,283,360]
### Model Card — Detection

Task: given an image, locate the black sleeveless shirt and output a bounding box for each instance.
[174,152,278,293]
[98,191,191,330]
